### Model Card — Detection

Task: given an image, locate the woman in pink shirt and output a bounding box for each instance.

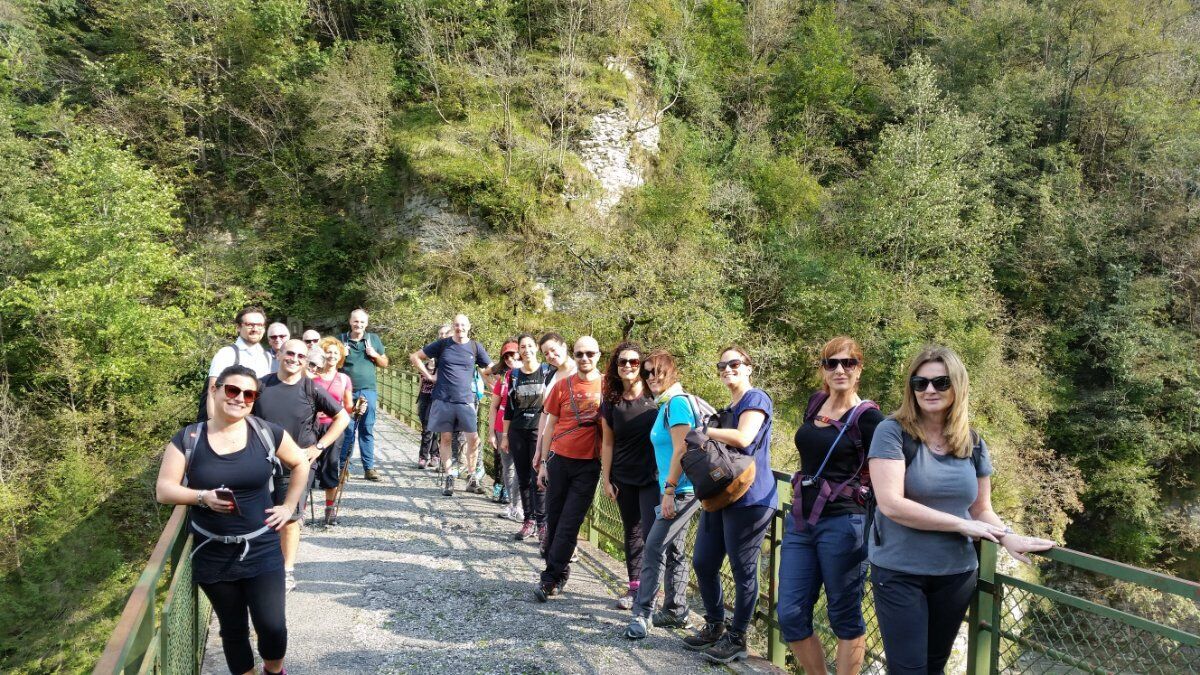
[313,337,354,525]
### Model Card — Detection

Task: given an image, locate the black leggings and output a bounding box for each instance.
[612,479,658,583]
[508,427,544,524]
[199,568,287,674]
[871,564,977,674]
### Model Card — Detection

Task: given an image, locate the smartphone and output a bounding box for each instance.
[214,487,239,515]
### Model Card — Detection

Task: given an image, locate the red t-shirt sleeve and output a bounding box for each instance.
[543,378,565,417]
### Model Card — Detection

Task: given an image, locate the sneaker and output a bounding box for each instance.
[473,481,486,495]
[442,475,454,497]
[570,549,579,564]
[514,520,535,540]
[534,581,556,603]
[364,468,381,481]
[623,615,648,640]
[652,610,695,630]
[537,523,547,543]
[417,458,427,469]
[499,488,510,504]
[498,505,523,522]
[682,621,727,651]
[323,506,337,527]
[466,478,479,494]
[284,569,296,592]
[492,484,503,501]
[615,588,636,610]
[262,668,288,675]
[703,630,748,664]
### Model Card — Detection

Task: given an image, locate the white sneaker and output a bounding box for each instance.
[284,569,296,592]
[498,505,524,521]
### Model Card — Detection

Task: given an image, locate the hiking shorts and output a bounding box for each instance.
[428,399,478,434]
[273,471,307,523]
[777,511,867,641]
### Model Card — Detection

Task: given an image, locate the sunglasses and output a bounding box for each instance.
[307,361,322,369]
[821,358,861,372]
[222,384,259,404]
[268,334,288,341]
[283,350,307,359]
[617,357,641,368]
[574,351,599,359]
[716,359,745,372]
[911,375,953,392]
[304,338,319,344]
[642,368,660,379]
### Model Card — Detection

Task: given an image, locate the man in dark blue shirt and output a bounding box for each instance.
[409,313,492,496]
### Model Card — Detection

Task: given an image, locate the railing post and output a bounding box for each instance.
[766,506,787,668]
[968,539,998,675]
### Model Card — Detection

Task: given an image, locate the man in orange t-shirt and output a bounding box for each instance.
[534,335,603,601]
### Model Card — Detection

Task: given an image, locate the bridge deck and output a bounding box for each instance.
[202,413,740,674]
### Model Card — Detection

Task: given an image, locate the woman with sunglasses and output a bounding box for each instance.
[599,342,659,610]
[502,334,553,540]
[684,345,777,664]
[313,337,354,526]
[869,346,1053,674]
[155,365,309,675]
[622,350,702,639]
[778,337,883,674]
[488,340,521,512]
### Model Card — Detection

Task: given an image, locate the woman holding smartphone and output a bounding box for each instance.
[155,365,309,675]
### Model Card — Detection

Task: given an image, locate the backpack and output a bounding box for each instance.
[670,394,756,512]
[196,343,240,422]
[790,391,880,532]
[179,415,282,492]
[867,424,983,546]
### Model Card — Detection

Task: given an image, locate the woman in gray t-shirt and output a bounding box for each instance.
[868,345,1053,674]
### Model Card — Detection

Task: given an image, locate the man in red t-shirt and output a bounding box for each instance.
[534,336,603,601]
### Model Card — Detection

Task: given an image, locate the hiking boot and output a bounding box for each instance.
[652,610,695,630]
[623,615,648,640]
[514,520,535,540]
[492,484,503,501]
[615,588,637,610]
[284,570,296,593]
[442,475,454,497]
[323,506,337,527]
[466,477,479,494]
[703,629,748,664]
[534,581,556,603]
[682,621,727,651]
[364,468,380,481]
[472,481,486,495]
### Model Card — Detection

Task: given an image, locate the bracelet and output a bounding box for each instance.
[664,481,677,489]
[195,490,207,508]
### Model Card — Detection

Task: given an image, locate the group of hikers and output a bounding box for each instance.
[155,305,1055,675]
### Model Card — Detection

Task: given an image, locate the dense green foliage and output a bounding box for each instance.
[2,0,1198,670]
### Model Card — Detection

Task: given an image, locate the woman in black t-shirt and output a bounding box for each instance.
[502,333,553,541]
[598,341,659,610]
[156,365,309,675]
[777,337,883,675]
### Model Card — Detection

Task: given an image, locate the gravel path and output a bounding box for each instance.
[202,413,740,674]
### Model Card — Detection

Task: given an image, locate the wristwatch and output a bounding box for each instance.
[315,441,327,452]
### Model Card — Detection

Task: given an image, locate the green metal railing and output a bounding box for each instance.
[377,366,1200,674]
[94,505,210,674]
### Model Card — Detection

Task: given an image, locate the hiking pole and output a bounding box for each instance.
[333,461,350,522]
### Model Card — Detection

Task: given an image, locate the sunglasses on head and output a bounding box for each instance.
[222,384,259,404]
[716,359,745,372]
[617,357,641,368]
[821,358,861,372]
[911,375,953,392]
[574,350,598,359]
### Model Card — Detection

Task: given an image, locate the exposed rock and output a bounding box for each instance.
[397,191,483,254]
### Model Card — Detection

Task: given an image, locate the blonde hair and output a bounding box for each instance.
[893,345,973,458]
[319,336,348,370]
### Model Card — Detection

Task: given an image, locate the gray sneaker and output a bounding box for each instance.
[615,588,636,610]
[623,615,648,640]
[652,610,695,630]
[442,475,454,496]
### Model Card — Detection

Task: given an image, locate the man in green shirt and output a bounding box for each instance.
[338,308,390,481]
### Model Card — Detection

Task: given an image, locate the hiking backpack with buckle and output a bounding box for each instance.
[180,416,282,560]
[671,393,757,512]
[790,391,879,532]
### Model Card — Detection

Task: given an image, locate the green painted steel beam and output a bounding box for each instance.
[1037,547,1200,601]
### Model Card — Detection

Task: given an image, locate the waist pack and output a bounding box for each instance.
[671,394,756,512]
[790,392,879,532]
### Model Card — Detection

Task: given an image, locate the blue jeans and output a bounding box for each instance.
[777,512,867,642]
[692,505,774,634]
[340,388,377,471]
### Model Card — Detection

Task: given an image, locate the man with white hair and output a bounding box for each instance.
[409,314,492,496]
[338,309,389,481]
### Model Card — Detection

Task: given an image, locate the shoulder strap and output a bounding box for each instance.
[180,422,205,487]
[804,391,828,423]
[661,394,692,429]
[244,416,281,491]
[900,430,920,465]
[231,343,241,367]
